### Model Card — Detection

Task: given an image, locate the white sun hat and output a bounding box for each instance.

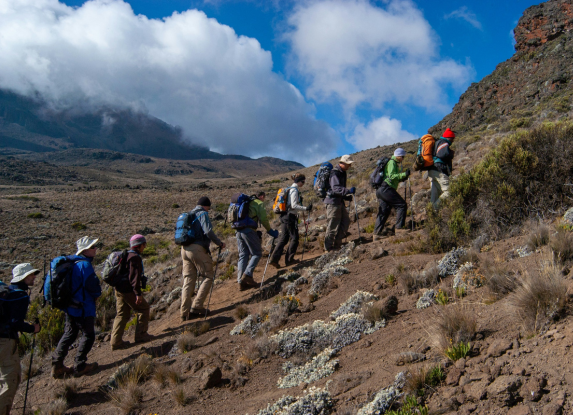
[339,154,355,164]
[76,236,99,256]
[394,148,407,157]
[11,263,40,283]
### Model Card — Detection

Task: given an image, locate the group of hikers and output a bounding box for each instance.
[0,128,455,414]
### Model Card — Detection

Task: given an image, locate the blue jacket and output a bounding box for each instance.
[66,255,102,318]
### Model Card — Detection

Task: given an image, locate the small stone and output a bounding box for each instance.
[371,248,389,260]
[446,368,463,386]
[542,403,563,415]
[463,380,489,401]
[486,338,513,358]
[520,377,545,402]
[508,405,532,415]
[455,358,466,370]
[200,366,222,390]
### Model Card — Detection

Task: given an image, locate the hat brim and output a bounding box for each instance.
[11,269,40,283]
[76,238,99,256]
[340,160,354,165]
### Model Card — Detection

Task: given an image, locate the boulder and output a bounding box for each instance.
[200,366,222,389]
[486,338,513,358]
[446,367,463,386]
[486,375,523,406]
[380,295,399,315]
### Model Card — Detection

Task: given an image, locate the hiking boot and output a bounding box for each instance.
[373,234,383,241]
[190,307,209,317]
[285,259,300,267]
[52,363,74,379]
[269,261,281,269]
[111,340,131,351]
[381,226,395,237]
[134,333,155,344]
[74,362,98,378]
[239,275,258,291]
[181,314,188,322]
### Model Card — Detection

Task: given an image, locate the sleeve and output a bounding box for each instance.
[288,187,306,212]
[128,257,143,296]
[329,170,350,197]
[198,211,223,247]
[255,201,272,231]
[386,160,406,183]
[9,295,35,334]
[435,140,452,161]
[84,265,102,299]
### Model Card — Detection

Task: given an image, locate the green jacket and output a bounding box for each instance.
[248,198,271,231]
[384,156,407,189]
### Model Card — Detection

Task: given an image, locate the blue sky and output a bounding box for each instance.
[1,0,543,164]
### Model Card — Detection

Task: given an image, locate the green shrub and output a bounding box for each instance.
[20,299,65,355]
[172,203,180,209]
[214,222,235,238]
[364,221,375,234]
[27,212,43,219]
[8,195,40,201]
[113,240,130,251]
[387,395,428,415]
[96,285,116,331]
[445,341,471,361]
[220,265,235,281]
[264,179,281,184]
[510,117,532,130]
[213,202,228,212]
[436,289,449,306]
[71,222,87,231]
[142,246,157,256]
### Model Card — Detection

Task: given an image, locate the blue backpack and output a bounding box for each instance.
[174,212,200,246]
[43,256,85,310]
[313,162,333,199]
[228,193,257,230]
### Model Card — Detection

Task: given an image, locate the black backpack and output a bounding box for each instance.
[370,157,390,189]
[313,162,333,199]
[0,281,27,332]
[43,256,85,310]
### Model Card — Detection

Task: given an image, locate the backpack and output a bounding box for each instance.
[101,249,130,286]
[369,157,390,189]
[43,256,84,310]
[174,211,199,246]
[413,134,435,171]
[0,281,27,330]
[228,193,258,230]
[313,162,333,199]
[273,187,295,214]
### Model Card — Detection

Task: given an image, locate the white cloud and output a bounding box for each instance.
[284,0,473,112]
[0,0,337,163]
[349,116,417,151]
[444,6,483,30]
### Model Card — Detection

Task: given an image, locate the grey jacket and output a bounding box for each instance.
[324,165,351,205]
[190,206,223,251]
[287,183,308,214]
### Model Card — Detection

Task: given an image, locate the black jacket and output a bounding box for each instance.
[1,282,35,339]
[324,165,351,205]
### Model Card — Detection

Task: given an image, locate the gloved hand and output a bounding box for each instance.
[405,169,411,179]
[267,229,279,238]
[257,230,263,239]
[349,187,356,194]
[307,203,313,212]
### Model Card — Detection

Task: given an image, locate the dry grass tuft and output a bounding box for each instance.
[244,335,277,363]
[508,263,567,334]
[108,382,143,414]
[42,398,68,415]
[186,321,211,336]
[398,263,440,294]
[199,321,211,334]
[153,364,181,388]
[550,230,573,263]
[405,364,445,394]
[526,221,550,250]
[21,352,41,380]
[481,258,518,299]
[173,387,191,406]
[177,331,196,353]
[361,303,385,323]
[230,361,249,389]
[53,378,80,402]
[428,304,477,351]
[235,305,249,320]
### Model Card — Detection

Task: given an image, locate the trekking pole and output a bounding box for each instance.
[23,318,39,415]
[408,178,414,231]
[301,212,309,262]
[260,237,276,290]
[204,247,222,321]
[352,194,361,244]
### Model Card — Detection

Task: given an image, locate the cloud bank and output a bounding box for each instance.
[0,0,336,163]
[349,116,417,151]
[284,0,473,118]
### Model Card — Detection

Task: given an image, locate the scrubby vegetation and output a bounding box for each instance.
[20,299,65,355]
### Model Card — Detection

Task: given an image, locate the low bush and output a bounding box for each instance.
[53,378,80,402]
[42,398,68,415]
[481,258,517,299]
[71,222,87,231]
[508,263,567,334]
[406,365,445,396]
[429,304,477,351]
[108,382,143,414]
[177,332,196,353]
[96,285,116,331]
[28,212,43,219]
[550,230,573,263]
[362,303,385,323]
[153,364,181,388]
[244,335,277,363]
[20,299,65,355]
[235,305,249,320]
[220,265,235,281]
[173,387,189,406]
[398,265,440,294]
[387,395,429,415]
[527,222,550,251]
[445,341,471,361]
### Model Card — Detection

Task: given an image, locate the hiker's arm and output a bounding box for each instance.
[198,212,223,247]
[387,161,406,183]
[128,258,143,296]
[256,202,271,231]
[288,188,306,212]
[85,270,102,299]
[330,172,349,197]
[9,296,35,333]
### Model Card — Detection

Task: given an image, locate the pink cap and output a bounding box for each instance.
[130,234,147,248]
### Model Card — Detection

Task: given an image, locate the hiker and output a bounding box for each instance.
[270,173,312,268]
[236,191,279,290]
[110,234,153,350]
[429,128,455,207]
[181,197,226,321]
[52,236,101,378]
[373,148,410,240]
[0,264,40,415]
[324,155,356,252]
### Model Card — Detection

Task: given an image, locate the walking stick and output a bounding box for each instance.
[260,237,276,289]
[23,319,39,415]
[301,212,309,262]
[204,247,222,320]
[352,194,361,244]
[408,178,415,231]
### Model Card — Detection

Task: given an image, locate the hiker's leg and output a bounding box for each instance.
[428,169,442,206]
[132,296,150,341]
[111,291,132,347]
[236,231,249,282]
[243,230,263,277]
[285,214,299,263]
[437,173,450,202]
[190,244,214,309]
[181,246,198,318]
[0,339,20,415]
[74,316,95,371]
[335,204,351,249]
[270,215,289,263]
[324,204,342,250]
[53,313,79,366]
[387,187,407,229]
[374,188,391,234]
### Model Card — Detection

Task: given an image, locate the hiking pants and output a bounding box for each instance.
[428,169,450,207]
[52,315,95,371]
[374,184,407,234]
[0,338,20,415]
[181,244,213,317]
[236,229,263,282]
[271,213,299,265]
[324,203,350,251]
[111,291,150,347]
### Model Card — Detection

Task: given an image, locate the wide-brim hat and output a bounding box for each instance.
[76,236,99,256]
[340,155,355,165]
[11,263,40,283]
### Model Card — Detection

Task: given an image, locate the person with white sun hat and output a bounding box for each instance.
[0,263,41,414]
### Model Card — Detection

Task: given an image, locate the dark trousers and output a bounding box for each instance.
[374,184,407,234]
[52,314,95,371]
[271,213,299,264]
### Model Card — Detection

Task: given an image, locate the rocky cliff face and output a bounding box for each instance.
[430,0,573,137]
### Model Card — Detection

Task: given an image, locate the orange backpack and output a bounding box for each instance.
[273,187,290,213]
[413,134,435,171]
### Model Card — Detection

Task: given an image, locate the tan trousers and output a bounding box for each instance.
[181,244,213,317]
[110,291,150,347]
[324,203,350,250]
[0,339,20,415]
[428,169,450,207]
